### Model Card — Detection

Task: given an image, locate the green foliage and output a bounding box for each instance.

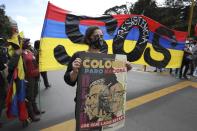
[133,0,158,18]
[104,0,197,36]
[0,4,13,39]
[104,5,129,15]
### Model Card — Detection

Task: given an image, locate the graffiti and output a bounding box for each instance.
[53,14,177,67]
[53,14,118,63]
[144,26,172,68]
[113,16,149,61]
[54,45,71,65]
[65,14,117,43]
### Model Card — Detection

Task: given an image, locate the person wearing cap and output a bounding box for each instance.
[22,38,45,122]
[1,37,26,127]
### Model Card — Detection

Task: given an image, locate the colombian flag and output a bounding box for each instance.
[6,33,28,121]
[40,2,188,72]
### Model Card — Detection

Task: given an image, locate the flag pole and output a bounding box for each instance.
[187,0,195,37]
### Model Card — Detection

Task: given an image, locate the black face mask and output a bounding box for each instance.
[90,37,104,49]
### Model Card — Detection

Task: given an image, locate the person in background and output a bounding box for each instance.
[34,40,51,89]
[0,38,9,128]
[191,41,197,76]
[6,40,30,127]
[186,39,195,76]
[22,38,45,122]
[154,67,163,72]
[179,43,192,79]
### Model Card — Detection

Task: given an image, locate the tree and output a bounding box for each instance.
[103,0,197,36]
[104,5,130,15]
[159,0,187,31]
[132,0,159,19]
[180,6,189,21]
[189,1,197,36]
[164,0,178,8]
[0,4,12,39]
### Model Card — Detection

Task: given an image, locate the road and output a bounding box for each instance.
[1,66,197,131]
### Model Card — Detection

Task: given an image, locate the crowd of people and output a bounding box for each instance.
[169,38,197,79]
[0,37,51,128]
[135,39,197,83]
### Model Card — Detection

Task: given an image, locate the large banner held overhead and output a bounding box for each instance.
[76,52,127,131]
[40,2,188,72]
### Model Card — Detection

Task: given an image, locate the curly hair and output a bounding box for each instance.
[83,26,100,46]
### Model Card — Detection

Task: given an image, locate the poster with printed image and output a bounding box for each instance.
[76,52,127,131]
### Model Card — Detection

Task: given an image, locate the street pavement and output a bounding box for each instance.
[1,65,197,131]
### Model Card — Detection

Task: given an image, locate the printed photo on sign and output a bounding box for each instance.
[76,52,127,131]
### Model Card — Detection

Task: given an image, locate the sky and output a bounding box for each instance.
[1,0,164,43]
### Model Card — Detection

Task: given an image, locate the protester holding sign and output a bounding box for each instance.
[64,26,131,131]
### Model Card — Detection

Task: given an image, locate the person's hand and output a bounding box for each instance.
[125,61,132,71]
[72,58,82,74]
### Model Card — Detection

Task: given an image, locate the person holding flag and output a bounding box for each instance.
[6,32,30,127]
